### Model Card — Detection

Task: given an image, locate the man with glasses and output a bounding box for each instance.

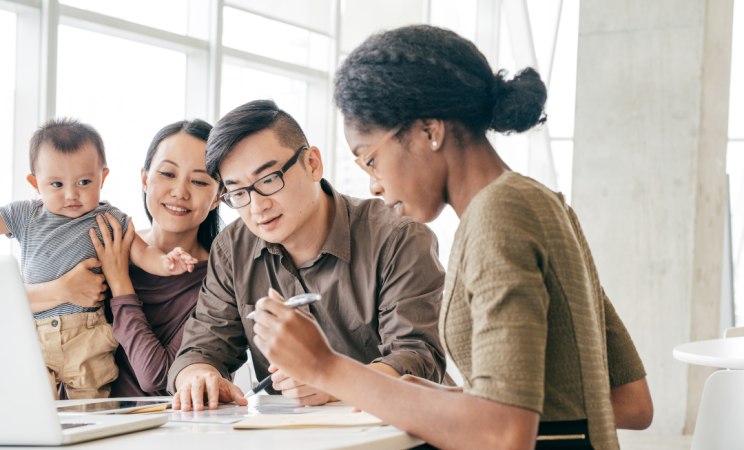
[167,100,447,410]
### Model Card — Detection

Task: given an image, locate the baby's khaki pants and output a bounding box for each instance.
[35,309,119,399]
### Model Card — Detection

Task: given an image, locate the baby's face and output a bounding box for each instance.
[29,143,108,218]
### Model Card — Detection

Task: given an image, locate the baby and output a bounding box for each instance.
[0,118,197,399]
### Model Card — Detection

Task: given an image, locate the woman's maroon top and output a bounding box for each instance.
[108,260,208,397]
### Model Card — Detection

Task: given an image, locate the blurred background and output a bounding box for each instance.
[0,0,741,447]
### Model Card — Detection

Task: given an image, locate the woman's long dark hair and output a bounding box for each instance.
[142,119,222,252]
[334,25,547,138]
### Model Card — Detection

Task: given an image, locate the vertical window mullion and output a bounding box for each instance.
[39,0,59,122]
[208,0,223,124]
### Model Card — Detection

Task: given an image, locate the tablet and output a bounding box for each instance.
[57,400,171,415]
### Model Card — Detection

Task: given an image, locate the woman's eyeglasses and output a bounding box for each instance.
[354,127,401,180]
[220,146,307,209]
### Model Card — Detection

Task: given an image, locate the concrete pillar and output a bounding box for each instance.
[572,0,734,436]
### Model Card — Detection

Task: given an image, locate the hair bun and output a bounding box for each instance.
[490,67,547,134]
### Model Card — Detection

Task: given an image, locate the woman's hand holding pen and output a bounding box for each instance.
[253,288,340,391]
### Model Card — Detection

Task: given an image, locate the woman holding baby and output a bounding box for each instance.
[25,119,222,397]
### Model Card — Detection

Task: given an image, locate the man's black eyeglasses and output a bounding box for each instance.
[220,146,307,209]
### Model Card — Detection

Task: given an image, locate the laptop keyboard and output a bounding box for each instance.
[61,423,94,430]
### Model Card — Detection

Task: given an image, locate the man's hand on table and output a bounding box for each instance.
[172,364,248,411]
[269,364,338,406]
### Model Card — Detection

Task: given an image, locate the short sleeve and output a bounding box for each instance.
[0,200,38,243]
[604,289,647,387]
[461,185,550,413]
[100,203,130,236]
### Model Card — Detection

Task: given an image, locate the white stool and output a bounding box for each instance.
[691,369,744,449]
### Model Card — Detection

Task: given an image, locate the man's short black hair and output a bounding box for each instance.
[206,100,308,182]
[29,118,107,174]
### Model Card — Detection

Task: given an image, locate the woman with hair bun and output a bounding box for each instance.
[251,25,652,450]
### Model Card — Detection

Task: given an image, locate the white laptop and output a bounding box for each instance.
[0,256,168,446]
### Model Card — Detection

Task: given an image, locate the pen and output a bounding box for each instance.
[246,293,321,319]
[245,373,274,399]
[244,293,322,399]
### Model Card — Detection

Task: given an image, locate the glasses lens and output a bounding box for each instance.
[355,158,377,179]
[223,189,250,209]
[254,174,285,196]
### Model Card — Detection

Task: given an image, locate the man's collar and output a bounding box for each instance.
[252,179,351,264]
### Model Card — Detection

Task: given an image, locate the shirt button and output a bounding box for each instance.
[51,320,59,327]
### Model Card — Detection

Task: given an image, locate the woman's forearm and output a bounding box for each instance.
[25,281,64,313]
[312,355,539,450]
[111,295,179,392]
[611,377,653,430]
[107,276,135,297]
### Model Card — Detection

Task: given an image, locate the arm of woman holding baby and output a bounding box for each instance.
[89,214,197,277]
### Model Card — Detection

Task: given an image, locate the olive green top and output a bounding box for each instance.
[440,172,646,450]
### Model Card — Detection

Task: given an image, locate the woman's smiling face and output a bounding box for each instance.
[141,132,220,235]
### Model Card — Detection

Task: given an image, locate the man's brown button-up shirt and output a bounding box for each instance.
[168,180,447,394]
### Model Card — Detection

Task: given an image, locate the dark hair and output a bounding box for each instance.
[143,119,222,252]
[205,100,308,182]
[29,117,107,174]
[334,25,547,138]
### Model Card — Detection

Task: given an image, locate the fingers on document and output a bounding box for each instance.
[175,384,192,411]
[191,378,206,411]
[207,379,220,410]
[230,384,248,406]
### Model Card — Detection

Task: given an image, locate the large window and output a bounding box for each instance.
[0,0,581,270]
[0,10,16,256]
[60,0,193,36]
[56,26,186,231]
[223,6,329,71]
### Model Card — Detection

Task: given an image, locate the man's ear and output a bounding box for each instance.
[306,146,324,182]
[26,174,40,194]
[101,168,110,188]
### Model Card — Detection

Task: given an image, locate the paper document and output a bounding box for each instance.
[168,395,364,424]
[129,404,169,414]
[169,405,252,424]
[233,412,385,429]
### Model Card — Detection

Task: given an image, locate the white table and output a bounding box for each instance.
[673,336,744,369]
[3,397,423,450]
[673,336,744,450]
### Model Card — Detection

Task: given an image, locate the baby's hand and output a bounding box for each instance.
[163,247,199,275]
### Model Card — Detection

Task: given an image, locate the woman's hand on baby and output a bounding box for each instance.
[163,247,198,275]
[89,213,136,297]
